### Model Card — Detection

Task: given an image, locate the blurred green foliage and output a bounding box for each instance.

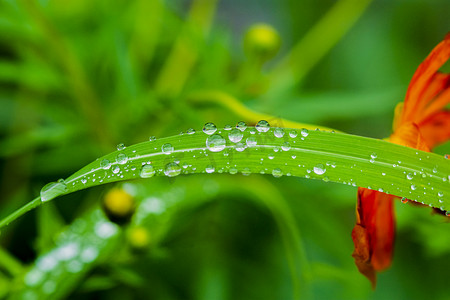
[0,0,449,299]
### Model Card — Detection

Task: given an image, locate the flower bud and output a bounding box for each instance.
[102,188,135,225]
[244,23,281,62]
[127,226,151,251]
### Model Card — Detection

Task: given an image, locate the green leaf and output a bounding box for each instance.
[2,126,450,230]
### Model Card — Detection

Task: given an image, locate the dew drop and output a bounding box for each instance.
[289,130,298,138]
[40,180,67,202]
[235,142,246,152]
[186,128,196,135]
[164,162,181,177]
[242,168,251,176]
[256,120,270,132]
[313,164,326,175]
[116,153,128,164]
[229,167,238,175]
[81,178,87,184]
[300,128,309,137]
[162,143,174,154]
[140,164,156,178]
[112,165,120,174]
[370,152,377,159]
[224,124,232,131]
[268,154,274,160]
[228,128,243,143]
[401,197,408,204]
[117,143,126,151]
[100,159,111,169]
[406,173,413,180]
[236,121,247,131]
[281,142,291,151]
[410,184,417,191]
[249,128,257,134]
[149,136,156,142]
[432,166,438,173]
[274,128,285,138]
[206,134,226,152]
[246,137,257,147]
[272,168,283,178]
[203,122,217,135]
[438,191,444,197]
[206,165,215,173]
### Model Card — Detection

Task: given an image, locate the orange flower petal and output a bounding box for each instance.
[389,122,430,152]
[418,111,450,149]
[419,72,450,122]
[352,188,396,288]
[401,34,450,123]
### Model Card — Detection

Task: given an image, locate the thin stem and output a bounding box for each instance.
[269,0,373,91]
[0,247,24,276]
[188,90,341,132]
[154,0,218,98]
[0,196,41,230]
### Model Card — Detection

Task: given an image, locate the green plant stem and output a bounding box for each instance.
[269,0,373,93]
[154,0,218,98]
[0,196,41,229]
[188,90,341,132]
[0,247,24,276]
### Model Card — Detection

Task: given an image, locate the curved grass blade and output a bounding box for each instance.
[2,126,450,230]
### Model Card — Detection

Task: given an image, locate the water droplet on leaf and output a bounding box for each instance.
[140,164,156,178]
[313,164,326,175]
[236,121,247,131]
[256,120,270,132]
[246,137,257,147]
[274,128,284,138]
[203,122,217,135]
[116,153,128,164]
[100,159,111,169]
[289,130,298,138]
[162,143,174,154]
[206,134,226,152]
[300,129,309,137]
[272,168,283,178]
[186,128,195,135]
[206,165,215,173]
[281,142,291,151]
[229,128,243,143]
[164,162,181,177]
[40,180,67,202]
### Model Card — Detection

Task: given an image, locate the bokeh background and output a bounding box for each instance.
[1,0,450,299]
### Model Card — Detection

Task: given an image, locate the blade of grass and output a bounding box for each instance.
[1,127,449,230]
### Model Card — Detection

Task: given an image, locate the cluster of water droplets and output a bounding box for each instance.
[38,120,450,213]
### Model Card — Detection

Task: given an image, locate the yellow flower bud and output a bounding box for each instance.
[127,226,151,250]
[102,188,135,224]
[244,23,281,62]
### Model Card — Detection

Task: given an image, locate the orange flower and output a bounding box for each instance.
[351,34,450,288]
